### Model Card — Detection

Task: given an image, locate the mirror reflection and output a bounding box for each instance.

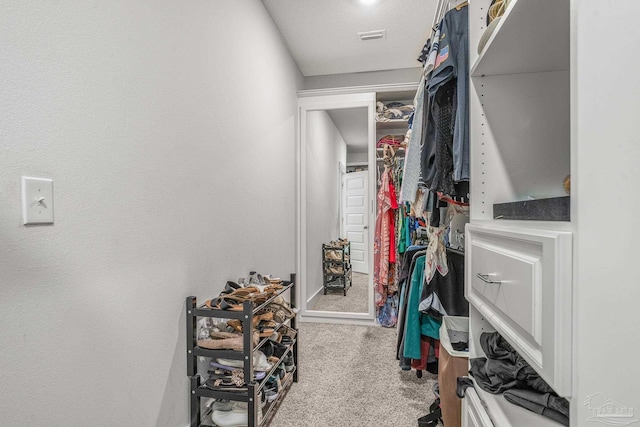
[305,107,370,314]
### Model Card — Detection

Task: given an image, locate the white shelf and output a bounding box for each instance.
[375,119,409,130]
[471,0,569,77]
[376,146,404,152]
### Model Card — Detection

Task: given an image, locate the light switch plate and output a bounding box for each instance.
[22,176,54,225]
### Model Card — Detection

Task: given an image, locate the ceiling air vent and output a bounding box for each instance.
[357,30,386,41]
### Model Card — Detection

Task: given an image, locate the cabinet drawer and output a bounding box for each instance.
[466,224,572,396]
[463,387,495,427]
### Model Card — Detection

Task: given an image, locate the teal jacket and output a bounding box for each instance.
[403,255,441,360]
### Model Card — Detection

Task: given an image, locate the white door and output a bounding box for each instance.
[342,171,369,274]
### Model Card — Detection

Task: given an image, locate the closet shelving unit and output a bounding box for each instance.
[464,0,572,426]
[322,243,352,296]
[186,274,298,427]
[375,91,413,165]
[376,119,410,131]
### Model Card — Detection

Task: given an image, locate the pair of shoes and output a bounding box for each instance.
[325,249,343,261]
[326,266,345,275]
[283,354,295,372]
[227,311,274,333]
[197,331,258,351]
[204,369,246,391]
[206,398,233,412]
[263,301,296,323]
[263,375,282,403]
[328,238,348,247]
[217,350,273,372]
[279,325,297,343]
[260,339,289,359]
[211,402,249,427]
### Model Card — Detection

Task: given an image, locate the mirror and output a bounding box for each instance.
[297,92,376,322]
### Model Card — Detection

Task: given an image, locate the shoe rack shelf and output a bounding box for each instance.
[322,243,352,296]
[186,274,298,427]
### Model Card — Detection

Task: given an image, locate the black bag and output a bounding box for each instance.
[417,398,442,427]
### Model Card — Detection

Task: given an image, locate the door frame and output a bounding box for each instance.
[296,92,376,323]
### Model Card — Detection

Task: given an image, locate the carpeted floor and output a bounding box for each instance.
[269,322,438,427]
[312,272,369,313]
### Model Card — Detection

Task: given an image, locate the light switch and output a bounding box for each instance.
[22,177,54,225]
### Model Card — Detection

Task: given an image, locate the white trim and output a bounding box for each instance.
[298,83,418,98]
[297,313,377,327]
[297,92,377,323]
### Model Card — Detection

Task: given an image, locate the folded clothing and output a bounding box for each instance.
[376,101,414,122]
[470,331,554,394]
[503,389,569,426]
[470,331,570,425]
[377,134,405,148]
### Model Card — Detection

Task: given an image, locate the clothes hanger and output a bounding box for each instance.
[430,0,445,33]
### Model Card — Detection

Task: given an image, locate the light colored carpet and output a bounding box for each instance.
[269,322,438,427]
[312,272,368,313]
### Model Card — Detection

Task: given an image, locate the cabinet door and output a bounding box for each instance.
[466,223,572,396]
[463,387,495,427]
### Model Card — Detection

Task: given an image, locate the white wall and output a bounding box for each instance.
[573,0,640,423]
[305,111,347,300]
[347,151,369,164]
[0,1,302,426]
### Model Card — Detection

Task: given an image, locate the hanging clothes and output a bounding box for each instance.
[399,76,426,204]
[421,6,470,195]
[403,255,442,361]
[373,165,397,307]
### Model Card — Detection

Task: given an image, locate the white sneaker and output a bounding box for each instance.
[211,408,248,427]
[207,399,233,412]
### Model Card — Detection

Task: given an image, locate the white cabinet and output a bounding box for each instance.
[467,0,640,425]
[466,0,574,424]
[466,224,572,396]
[463,387,495,427]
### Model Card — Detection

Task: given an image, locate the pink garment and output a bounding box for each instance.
[374,167,393,307]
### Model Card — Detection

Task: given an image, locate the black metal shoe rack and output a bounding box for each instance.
[322,243,352,296]
[186,273,298,427]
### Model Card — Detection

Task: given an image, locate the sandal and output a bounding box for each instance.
[204,293,248,310]
[257,320,277,338]
[222,281,242,294]
[204,369,246,391]
[279,325,297,344]
[218,294,249,311]
[265,302,296,322]
[227,311,274,332]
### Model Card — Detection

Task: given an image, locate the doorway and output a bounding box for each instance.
[342,170,369,274]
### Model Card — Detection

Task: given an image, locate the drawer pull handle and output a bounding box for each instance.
[476,273,501,284]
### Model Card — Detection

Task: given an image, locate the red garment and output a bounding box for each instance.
[388,180,398,264]
[411,337,440,371]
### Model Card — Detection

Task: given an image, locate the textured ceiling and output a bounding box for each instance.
[261,0,437,76]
